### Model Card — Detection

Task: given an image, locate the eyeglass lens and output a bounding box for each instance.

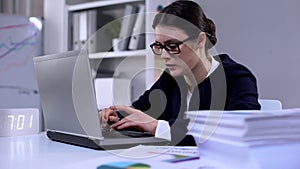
[150,37,191,55]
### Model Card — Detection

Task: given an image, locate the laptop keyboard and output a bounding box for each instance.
[101,126,153,138]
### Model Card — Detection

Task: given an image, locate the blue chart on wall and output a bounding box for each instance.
[0,14,42,109]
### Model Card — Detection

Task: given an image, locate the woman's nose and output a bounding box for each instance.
[160,50,172,59]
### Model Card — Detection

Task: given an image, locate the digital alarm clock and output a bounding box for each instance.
[0,108,39,137]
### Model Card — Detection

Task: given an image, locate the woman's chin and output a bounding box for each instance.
[168,69,182,77]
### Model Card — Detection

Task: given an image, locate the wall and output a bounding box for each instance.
[197,0,300,108]
[3,0,299,108]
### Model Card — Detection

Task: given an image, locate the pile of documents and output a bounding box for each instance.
[185,109,300,169]
[186,108,300,146]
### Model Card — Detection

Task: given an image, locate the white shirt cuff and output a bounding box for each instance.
[155,120,171,141]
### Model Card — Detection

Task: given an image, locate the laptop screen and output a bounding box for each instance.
[33,50,102,138]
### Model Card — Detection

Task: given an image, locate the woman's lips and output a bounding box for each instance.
[166,64,176,70]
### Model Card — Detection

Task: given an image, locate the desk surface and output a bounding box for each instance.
[0,132,206,169]
[0,132,122,169]
[4,132,299,169]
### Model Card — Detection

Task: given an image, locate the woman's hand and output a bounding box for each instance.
[110,105,158,135]
[99,107,120,128]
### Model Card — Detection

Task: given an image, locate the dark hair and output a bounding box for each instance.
[152,0,217,49]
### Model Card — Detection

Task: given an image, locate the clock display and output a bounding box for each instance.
[0,108,39,137]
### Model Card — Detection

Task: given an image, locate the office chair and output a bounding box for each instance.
[258,99,282,110]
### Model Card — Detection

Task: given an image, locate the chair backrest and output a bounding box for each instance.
[258,99,282,110]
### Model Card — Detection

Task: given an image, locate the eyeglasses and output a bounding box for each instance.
[150,37,193,55]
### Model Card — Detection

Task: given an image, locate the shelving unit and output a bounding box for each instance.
[44,0,174,99]
[44,0,145,53]
[88,49,146,59]
[67,0,143,12]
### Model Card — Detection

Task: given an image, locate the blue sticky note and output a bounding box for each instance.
[97,161,150,169]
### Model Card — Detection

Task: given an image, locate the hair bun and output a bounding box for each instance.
[206,18,217,49]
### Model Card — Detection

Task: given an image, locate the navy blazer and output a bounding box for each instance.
[132,54,261,145]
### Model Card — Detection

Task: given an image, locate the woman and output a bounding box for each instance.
[100,0,260,146]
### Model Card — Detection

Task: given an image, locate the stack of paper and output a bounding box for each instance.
[185,109,300,169]
[186,108,300,146]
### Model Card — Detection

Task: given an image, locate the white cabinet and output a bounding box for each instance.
[44,0,145,53]
[44,0,174,98]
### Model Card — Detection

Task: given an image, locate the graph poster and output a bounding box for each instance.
[0,14,42,109]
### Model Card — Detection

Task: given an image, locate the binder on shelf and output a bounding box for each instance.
[72,12,80,50]
[128,4,146,50]
[118,4,139,51]
[79,11,88,49]
[87,9,97,53]
[73,10,97,52]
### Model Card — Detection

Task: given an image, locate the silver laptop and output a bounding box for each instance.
[33,50,169,150]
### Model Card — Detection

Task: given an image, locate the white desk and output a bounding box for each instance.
[0,132,207,169]
[0,132,120,169]
[5,132,299,169]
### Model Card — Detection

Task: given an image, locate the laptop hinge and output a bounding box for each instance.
[48,129,104,140]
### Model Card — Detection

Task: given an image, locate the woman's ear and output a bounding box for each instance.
[197,32,206,49]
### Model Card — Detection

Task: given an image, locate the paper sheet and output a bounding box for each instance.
[59,145,218,169]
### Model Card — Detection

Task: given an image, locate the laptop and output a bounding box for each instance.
[33,50,169,150]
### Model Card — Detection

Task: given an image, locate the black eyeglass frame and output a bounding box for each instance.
[149,37,194,55]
